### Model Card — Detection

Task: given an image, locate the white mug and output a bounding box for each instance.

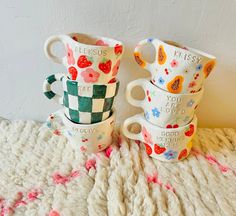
[122,113,197,162]
[126,78,203,127]
[134,38,216,94]
[46,109,115,153]
[44,33,123,84]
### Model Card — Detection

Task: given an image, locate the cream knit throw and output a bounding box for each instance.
[0,118,235,216]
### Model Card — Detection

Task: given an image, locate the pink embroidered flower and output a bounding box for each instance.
[170,59,179,68]
[112,60,120,76]
[81,68,100,83]
[85,159,96,171]
[49,210,60,216]
[142,127,153,144]
[27,189,41,201]
[66,44,75,65]
[95,40,109,46]
[188,81,196,88]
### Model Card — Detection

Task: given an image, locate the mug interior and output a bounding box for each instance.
[68,33,122,48]
[162,39,215,59]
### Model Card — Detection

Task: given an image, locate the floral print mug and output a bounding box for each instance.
[134,38,216,94]
[126,78,203,127]
[46,109,115,153]
[44,33,124,84]
[122,113,197,162]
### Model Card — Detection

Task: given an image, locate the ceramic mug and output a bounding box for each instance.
[46,109,115,153]
[44,33,124,84]
[134,38,216,94]
[122,113,197,162]
[126,78,203,127]
[43,73,119,124]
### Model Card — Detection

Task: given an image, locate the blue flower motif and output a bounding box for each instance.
[147,38,153,43]
[196,64,202,71]
[46,121,51,128]
[152,108,160,118]
[164,150,177,160]
[187,99,195,107]
[145,111,150,120]
[158,77,165,85]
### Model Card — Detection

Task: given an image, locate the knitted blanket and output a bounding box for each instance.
[0,119,235,216]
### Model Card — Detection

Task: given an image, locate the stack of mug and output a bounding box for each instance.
[123,38,216,162]
[42,33,123,153]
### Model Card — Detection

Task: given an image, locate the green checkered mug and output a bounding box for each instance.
[43,73,119,124]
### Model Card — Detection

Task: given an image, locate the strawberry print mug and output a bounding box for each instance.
[134,38,216,94]
[122,113,197,162]
[46,109,115,153]
[126,78,203,127]
[44,33,123,84]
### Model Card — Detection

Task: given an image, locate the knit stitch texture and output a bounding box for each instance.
[0,118,235,216]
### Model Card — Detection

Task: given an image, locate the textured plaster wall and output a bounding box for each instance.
[0,0,235,127]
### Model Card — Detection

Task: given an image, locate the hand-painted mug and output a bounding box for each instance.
[44,33,124,84]
[122,113,197,162]
[134,38,216,94]
[43,73,119,124]
[46,109,115,153]
[126,78,203,127]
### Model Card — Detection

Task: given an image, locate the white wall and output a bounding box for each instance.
[0,0,236,127]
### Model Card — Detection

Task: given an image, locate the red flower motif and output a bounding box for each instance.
[188,81,196,88]
[81,68,100,83]
[170,59,178,68]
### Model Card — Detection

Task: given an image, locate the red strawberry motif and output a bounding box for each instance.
[144,143,152,155]
[148,96,151,102]
[178,148,188,160]
[185,124,195,137]
[154,144,166,154]
[77,55,93,68]
[98,144,102,149]
[82,138,88,142]
[114,44,123,56]
[166,124,179,128]
[98,58,112,74]
[68,66,78,80]
[108,78,116,83]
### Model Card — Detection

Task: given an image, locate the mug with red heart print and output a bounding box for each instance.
[122,113,197,162]
[134,38,216,94]
[126,78,203,127]
[44,33,124,84]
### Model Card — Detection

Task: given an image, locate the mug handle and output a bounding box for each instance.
[134,38,156,73]
[44,35,67,64]
[122,114,143,141]
[42,73,66,105]
[126,78,147,108]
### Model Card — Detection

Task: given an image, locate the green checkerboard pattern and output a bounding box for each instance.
[43,74,119,124]
[63,79,119,124]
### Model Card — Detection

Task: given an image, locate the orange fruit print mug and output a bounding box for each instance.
[44,33,124,84]
[134,38,216,94]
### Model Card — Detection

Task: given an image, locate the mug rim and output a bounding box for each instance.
[59,108,116,128]
[138,113,197,132]
[154,38,216,60]
[66,32,123,49]
[149,79,204,97]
